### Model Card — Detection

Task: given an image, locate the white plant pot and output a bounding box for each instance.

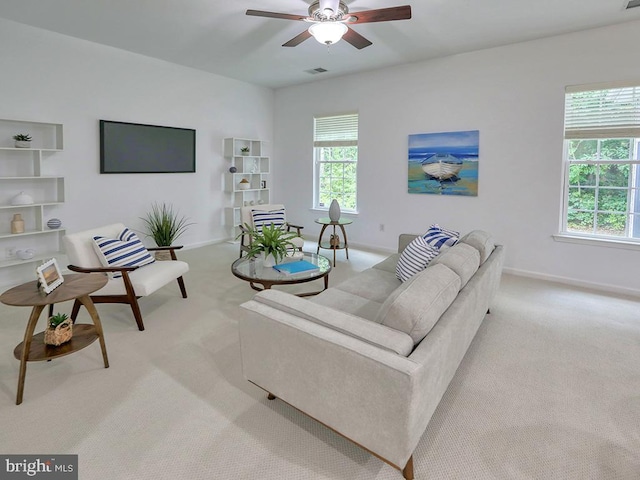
[262,252,277,267]
[238,181,251,190]
[15,141,31,148]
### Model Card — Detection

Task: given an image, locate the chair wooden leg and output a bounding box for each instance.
[70,299,82,323]
[402,456,414,480]
[177,276,188,298]
[122,271,145,331]
[129,296,145,331]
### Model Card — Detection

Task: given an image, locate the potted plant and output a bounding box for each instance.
[141,202,193,260]
[13,134,32,148]
[238,223,297,267]
[240,146,250,155]
[44,313,72,346]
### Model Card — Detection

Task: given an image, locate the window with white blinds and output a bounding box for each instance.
[314,114,358,147]
[561,82,640,241]
[564,83,640,139]
[313,113,358,212]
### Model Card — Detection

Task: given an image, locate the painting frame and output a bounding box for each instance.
[36,258,64,294]
[408,130,479,196]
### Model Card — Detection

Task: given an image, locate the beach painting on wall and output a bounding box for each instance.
[408,130,479,196]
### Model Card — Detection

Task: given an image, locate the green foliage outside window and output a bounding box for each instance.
[317,146,357,211]
[566,139,634,235]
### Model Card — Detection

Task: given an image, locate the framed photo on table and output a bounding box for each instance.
[36,258,64,294]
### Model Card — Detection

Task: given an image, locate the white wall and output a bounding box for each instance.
[0,18,273,287]
[274,20,640,296]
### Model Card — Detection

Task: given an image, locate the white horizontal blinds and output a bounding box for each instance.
[314,114,358,147]
[564,83,640,139]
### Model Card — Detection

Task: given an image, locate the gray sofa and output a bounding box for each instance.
[238,230,504,479]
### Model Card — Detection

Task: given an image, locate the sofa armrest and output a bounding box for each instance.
[252,289,414,356]
[239,299,421,469]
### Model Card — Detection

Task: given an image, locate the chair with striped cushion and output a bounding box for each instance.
[238,204,305,258]
[63,223,189,331]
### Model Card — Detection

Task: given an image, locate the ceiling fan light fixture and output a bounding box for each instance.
[308,22,348,45]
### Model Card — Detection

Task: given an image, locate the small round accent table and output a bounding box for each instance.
[231,252,331,297]
[0,273,109,405]
[315,217,353,267]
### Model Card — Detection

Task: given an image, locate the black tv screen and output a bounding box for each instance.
[100,120,196,173]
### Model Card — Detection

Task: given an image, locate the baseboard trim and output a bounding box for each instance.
[503,267,640,298]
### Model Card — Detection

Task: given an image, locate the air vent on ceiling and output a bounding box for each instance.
[306,67,328,75]
[626,0,640,9]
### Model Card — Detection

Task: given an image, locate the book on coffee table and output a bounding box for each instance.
[273,259,319,275]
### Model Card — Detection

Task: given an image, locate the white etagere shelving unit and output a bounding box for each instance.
[223,137,270,238]
[0,119,65,272]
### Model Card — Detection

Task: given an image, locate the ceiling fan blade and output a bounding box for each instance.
[346,5,412,24]
[282,30,313,47]
[343,27,372,49]
[246,9,307,21]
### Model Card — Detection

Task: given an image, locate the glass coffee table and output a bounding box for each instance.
[231,252,331,297]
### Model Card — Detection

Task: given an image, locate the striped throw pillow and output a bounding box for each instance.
[252,208,285,232]
[422,224,460,249]
[396,236,440,282]
[92,227,155,278]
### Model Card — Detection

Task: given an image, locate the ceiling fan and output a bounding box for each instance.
[246,1,412,49]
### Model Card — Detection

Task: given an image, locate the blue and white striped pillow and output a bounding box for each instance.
[422,224,460,249]
[251,208,285,232]
[92,227,155,278]
[396,236,440,282]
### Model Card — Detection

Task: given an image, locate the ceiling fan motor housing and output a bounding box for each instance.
[308,1,350,21]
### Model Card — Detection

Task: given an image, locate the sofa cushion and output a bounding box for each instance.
[430,243,480,289]
[422,224,460,249]
[396,236,439,282]
[460,230,495,264]
[310,288,383,322]
[254,289,414,356]
[372,253,400,274]
[92,227,155,278]
[377,264,461,345]
[331,268,401,304]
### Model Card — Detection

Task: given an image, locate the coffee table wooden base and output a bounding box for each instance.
[249,274,329,297]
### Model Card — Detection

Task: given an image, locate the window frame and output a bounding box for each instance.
[313,113,359,213]
[559,82,640,244]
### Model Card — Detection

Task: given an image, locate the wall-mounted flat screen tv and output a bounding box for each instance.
[100,120,196,173]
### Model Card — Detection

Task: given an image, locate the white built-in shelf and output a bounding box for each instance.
[0,119,65,271]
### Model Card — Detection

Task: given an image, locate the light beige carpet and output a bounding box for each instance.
[0,241,638,479]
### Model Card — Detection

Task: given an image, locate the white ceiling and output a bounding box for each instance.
[1,0,639,89]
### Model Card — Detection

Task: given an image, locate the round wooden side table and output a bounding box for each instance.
[315,217,353,267]
[0,273,109,405]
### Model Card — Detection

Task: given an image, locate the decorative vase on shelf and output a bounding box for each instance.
[11,214,25,234]
[47,218,62,229]
[11,191,34,206]
[329,199,341,222]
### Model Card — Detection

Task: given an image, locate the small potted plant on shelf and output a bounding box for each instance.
[239,223,297,267]
[13,134,32,148]
[240,146,250,155]
[140,202,193,260]
[44,313,72,346]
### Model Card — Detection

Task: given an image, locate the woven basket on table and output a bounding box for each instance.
[44,318,73,346]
